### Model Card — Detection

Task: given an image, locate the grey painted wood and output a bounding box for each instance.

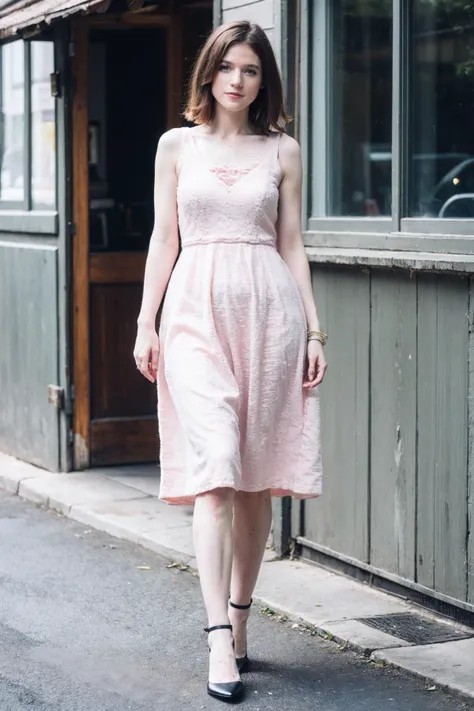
[213,0,222,26]
[0,211,57,234]
[0,242,60,471]
[469,279,474,605]
[417,275,469,601]
[222,0,274,29]
[55,25,73,471]
[301,265,370,562]
[370,271,417,580]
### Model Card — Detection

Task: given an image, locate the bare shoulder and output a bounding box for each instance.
[279,132,301,157]
[155,127,182,161]
[278,133,302,179]
[158,127,182,149]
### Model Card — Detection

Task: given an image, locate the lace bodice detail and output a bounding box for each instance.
[177,128,281,248]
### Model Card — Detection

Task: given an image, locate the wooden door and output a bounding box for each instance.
[71,11,183,468]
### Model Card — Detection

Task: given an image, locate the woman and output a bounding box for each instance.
[134,20,327,703]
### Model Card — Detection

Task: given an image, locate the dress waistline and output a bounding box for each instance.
[181,237,275,248]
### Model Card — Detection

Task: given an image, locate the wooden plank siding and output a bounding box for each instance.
[467,279,474,605]
[298,265,473,607]
[370,271,417,581]
[417,275,469,601]
[0,242,60,471]
[303,266,370,562]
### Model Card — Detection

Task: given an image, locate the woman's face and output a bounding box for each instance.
[211,42,262,114]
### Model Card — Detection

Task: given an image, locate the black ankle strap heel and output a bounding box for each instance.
[205,624,244,702]
[205,623,233,634]
[229,599,252,610]
[228,600,252,673]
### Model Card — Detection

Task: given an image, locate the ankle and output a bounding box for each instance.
[229,597,252,610]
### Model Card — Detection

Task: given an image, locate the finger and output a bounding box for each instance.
[135,354,154,383]
[140,364,155,383]
[307,358,316,382]
[312,362,327,386]
[150,346,159,373]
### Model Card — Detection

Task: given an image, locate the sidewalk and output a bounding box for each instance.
[1,452,474,701]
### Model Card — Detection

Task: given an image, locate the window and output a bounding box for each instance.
[409,1,474,219]
[31,42,56,209]
[329,0,393,217]
[306,0,474,240]
[0,42,25,205]
[0,39,56,214]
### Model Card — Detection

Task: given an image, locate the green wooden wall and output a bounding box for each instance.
[296,264,472,607]
[0,241,61,470]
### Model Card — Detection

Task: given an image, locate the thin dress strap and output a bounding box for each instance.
[267,131,282,165]
[177,127,193,175]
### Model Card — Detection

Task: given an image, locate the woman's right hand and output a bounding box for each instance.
[133,324,160,383]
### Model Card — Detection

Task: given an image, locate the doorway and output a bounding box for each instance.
[71,5,212,469]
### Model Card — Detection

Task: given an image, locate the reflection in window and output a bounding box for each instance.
[31,42,56,208]
[0,42,25,203]
[410,2,474,218]
[329,0,392,216]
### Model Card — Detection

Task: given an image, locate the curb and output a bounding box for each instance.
[1,466,474,703]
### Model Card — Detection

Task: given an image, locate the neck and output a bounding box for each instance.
[208,106,253,138]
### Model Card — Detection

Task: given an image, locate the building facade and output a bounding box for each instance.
[216,0,474,621]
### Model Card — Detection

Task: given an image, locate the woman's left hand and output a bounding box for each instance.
[303,340,327,388]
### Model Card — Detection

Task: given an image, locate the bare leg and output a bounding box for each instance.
[229,489,273,658]
[193,487,240,683]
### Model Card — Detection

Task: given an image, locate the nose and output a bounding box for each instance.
[230,69,243,88]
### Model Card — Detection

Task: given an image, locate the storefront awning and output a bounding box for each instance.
[0,0,112,39]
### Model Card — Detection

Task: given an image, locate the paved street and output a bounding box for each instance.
[0,491,472,711]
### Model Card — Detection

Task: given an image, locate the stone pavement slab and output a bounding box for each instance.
[19,472,147,516]
[0,454,49,493]
[255,559,408,625]
[100,463,161,497]
[1,451,473,702]
[373,638,474,699]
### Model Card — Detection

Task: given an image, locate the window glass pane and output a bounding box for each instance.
[0,41,25,203]
[31,42,56,208]
[409,2,474,218]
[329,1,393,216]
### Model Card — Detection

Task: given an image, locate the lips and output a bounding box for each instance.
[226,92,243,98]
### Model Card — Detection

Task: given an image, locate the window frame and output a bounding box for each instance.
[302,0,474,252]
[0,36,58,235]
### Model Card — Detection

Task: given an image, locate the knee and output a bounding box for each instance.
[235,489,271,508]
[196,487,235,516]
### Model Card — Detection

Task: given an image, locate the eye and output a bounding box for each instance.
[219,63,230,72]
[246,68,258,76]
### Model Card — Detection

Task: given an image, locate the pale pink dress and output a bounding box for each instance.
[157,127,322,504]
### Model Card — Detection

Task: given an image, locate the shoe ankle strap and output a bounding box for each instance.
[205,624,233,634]
[229,598,252,610]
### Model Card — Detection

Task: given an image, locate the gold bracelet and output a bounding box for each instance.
[307,330,327,346]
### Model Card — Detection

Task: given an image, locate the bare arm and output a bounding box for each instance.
[137,128,181,327]
[134,128,181,382]
[277,134,327,387]
[277,134,320,331]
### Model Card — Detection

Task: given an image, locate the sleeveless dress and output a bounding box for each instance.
[157,127,322,504]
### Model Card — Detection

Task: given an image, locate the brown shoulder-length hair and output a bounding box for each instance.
[184,21,290,135]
